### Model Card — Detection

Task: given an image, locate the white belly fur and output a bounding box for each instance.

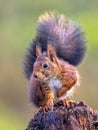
[48,77,75,101]
[48,77,62,96]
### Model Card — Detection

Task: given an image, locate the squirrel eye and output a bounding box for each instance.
[42,63,49,69]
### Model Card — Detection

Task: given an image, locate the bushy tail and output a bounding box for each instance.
[23,12,86,79]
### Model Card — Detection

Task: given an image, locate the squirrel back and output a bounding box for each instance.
[24,12,86,80]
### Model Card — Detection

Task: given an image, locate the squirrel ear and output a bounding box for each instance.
[36,45,42,57]
[47,44,60,67]
[47,44,55,61]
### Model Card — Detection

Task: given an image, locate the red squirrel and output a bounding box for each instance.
[23,12,86,110]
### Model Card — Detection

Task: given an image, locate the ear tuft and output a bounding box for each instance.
[47,44,56,61]
[47,44,61,69]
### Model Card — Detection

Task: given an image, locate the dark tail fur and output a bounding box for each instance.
[23,12,86,79]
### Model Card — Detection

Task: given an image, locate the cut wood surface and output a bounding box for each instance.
[26,101,98,130]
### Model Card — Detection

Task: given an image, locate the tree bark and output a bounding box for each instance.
[26,101,98,130]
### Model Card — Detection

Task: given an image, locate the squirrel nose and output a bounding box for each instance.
[33,73,38,79]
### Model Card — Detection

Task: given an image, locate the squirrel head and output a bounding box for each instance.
[32,44,62,82]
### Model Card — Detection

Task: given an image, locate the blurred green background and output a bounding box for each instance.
[0,0,98,129]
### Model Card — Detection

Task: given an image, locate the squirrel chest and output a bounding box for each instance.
[48,77,66,100]
[47,76,75,101]
[48,77,62,96]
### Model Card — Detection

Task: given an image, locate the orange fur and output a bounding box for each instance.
[30,45,79,110]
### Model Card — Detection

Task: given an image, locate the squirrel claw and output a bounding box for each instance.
[61,99,76,108]
[40,99,53,111]
[40,106,53,111]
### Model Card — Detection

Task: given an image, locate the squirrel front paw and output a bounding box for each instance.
[59,99,76,108]
[40,98,53,111]
[39,90,54,111]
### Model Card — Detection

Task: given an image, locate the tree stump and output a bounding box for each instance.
[26,101,98,130]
